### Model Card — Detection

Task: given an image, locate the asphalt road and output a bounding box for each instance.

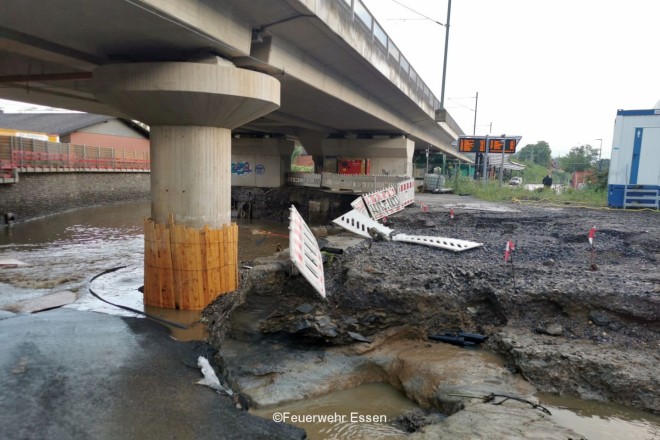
[0,308,305,440]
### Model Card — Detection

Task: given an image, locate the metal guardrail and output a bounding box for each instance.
[0,136,150,178]
[286,172,411,193]
[623,185,660,210]
[322,172,408,192]
[336,0,446,117]
[287,172,322,188]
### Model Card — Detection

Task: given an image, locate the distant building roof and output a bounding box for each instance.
[487,154,526,171]
[0,113,148,136]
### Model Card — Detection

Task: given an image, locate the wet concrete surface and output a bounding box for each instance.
[0,308,305,440]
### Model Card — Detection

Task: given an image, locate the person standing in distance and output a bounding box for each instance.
[542,173,553,189]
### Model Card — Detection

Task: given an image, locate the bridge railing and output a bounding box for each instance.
[287,171,410,193]
[337,0,445,119]
[0,136,150,175]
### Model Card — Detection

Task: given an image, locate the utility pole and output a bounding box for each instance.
[499,134,506,184]
[473,92,478,135]
[473,91,479,178]
[596,138,603,171]
[439,0,452,111]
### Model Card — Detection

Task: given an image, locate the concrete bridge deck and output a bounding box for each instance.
[0,0,467,159]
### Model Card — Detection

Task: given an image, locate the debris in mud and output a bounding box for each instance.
[391,409,445,433]
[347,331,371,343]
[428,331,488,347]
[0,257,30,268]
[3,290,76,313]
[196,356,233,395]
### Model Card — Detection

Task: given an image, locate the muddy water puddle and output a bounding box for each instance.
[252,382,418,440]
[538,393,660,440]
[250,381,660,440]
[0,201,289,341]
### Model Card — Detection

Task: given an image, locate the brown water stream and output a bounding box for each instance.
[1,200,658,439]
[252,382,419,440]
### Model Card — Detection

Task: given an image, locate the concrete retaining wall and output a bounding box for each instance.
[0,172,150,223]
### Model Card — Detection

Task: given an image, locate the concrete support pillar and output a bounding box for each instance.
[151,126,231,227]
[93,59,279,310]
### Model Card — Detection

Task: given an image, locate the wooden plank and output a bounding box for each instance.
[222,225,231,293]
[218,226,227,294]
[230,223,238,290]
[211,228,222,298]
[157,223,175,308]
[162,225,176,308]
[190,227,203,309]
[201,226,210,306]
[170,222,185,310]
[179,223,192,311]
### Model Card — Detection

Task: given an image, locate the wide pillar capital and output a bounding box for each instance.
[92,59,280,310]
[92,59,280,128]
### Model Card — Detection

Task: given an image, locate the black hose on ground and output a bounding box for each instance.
[89,266,188,330]
[486,393,552,415]
[449,392,552,415]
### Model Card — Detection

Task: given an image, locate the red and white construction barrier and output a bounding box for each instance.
[289,205,326,299]
[392,233,482,252]
[351,196,370,217]
[362,187,402,220]
[396,178,415,207]
[332,209,394,239]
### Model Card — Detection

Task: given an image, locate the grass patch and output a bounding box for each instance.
[449,176,608,207]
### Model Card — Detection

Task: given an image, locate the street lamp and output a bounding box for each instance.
[595,138,603,172]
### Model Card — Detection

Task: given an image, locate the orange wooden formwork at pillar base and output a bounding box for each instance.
[143,218,238,310]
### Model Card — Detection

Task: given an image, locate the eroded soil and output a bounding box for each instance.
[205,193,659,432]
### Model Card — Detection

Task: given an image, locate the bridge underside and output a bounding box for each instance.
[0,0,470,309]
[0,0,467,158]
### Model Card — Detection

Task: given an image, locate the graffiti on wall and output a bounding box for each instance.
[231,161,252,175]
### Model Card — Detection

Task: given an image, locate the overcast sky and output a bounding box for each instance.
[362,0,660,159]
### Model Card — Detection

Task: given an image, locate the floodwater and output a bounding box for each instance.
[538,393,660,440]
[0,200,289,340]
[252,382,420,440]
[1,201,658,439]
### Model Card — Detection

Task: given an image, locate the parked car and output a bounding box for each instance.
[509,176,523,186]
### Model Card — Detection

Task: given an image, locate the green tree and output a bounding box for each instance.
[514,141,552,166]
[558,144,599,172]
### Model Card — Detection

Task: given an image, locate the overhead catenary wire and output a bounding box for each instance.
[388,0,446,26]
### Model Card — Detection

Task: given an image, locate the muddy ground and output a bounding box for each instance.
[204,192,659,437]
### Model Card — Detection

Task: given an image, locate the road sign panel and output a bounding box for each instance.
[459,137,487,153]
[458,136,521,154]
